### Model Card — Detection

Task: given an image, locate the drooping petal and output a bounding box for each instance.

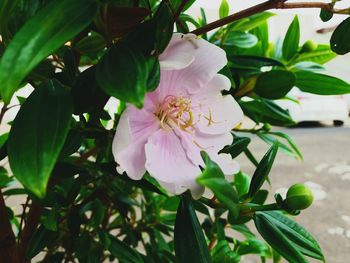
[159,33,228,94]
[159,52,194,70]
[113,107,160,180]
[144,129,203,198]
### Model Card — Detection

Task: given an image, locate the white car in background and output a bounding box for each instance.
[276,88,349,126]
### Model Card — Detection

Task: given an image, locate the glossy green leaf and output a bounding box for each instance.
[212,240,240,263]
[255,212,324,261]
[108,235,144,263]
[320,9,333,22]
[231,12,275,32]
[197,152,239,218]
[96,42,148,108]
[219,0,229,19]
[234,171,251,197]
[266,131,303,160]
[295,71,350,95]
[248,142,278,198]
[224,32,258,48]
[0,0,98,103]
[219,136,251,159]
[292,62,324,72]
[240,99,295,126]
[282,16,300,61]
[174,195,212,263]
[8,80,73,198]
[254,70,296,99]
[229,55,284,69]
[331,17,350,55]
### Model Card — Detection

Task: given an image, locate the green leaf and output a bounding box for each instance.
[71,66,108,115]
[174,195,212,263]
[282,16,300,61]
[108,235,144,263]
[330,17,350,55]
[8,80,73,198]
[0,0,98,103]
[219,0,229,19]
[291,45,336,65]
[295,71,350,95]
[0,167,12,188]
[229,55,284,69]
[254,70,296,99]
[240,99,295,126]
[248,142,278,198]
[254,212,324,262]
[154,3,174,54]
[266,131,303,160]
[219,136,251,159]
[197,152,239,218]
[96,42,148,108]
[212,240,240,263]
[234,171,251,197]
[320,8,333,22]
[292,62,324,72]
[231,12,275,32]
[27,226,58,259]
[224,31,258,48]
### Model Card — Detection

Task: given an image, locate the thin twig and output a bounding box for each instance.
[17,197,30,246]
[191,0,350,35]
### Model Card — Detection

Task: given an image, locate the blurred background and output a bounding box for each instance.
[187,1,350,262]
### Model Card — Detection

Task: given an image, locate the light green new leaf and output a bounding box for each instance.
[0,0,98,103]
[174,195,212,263]
[282,16,300,61]
[231,12,275,32]
[197,152,239,218]
[224,31,258,48]
[219,0,229,19]
[295,71,350,95]
[8,80,73,198]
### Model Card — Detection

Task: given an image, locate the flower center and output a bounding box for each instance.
[156,95,194,132]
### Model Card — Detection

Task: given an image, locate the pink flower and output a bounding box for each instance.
[112,33,243,199]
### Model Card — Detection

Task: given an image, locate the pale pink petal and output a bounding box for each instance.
[196,95,243,135]
[159,52,194,70]
[144,129,203,198]
[159,33,227,94]
[113,107,160,180]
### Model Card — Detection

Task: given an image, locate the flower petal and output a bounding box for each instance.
[113,107,160,180]
[159,33,228,94]
[145,129,203,198]
[196,95,243,134]
[159,51,194,70]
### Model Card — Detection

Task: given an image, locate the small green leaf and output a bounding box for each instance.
[174,195,212,263]
[291,45,336,65]
[330,17,350,55]
[234,171,251,197]
[224,32,258,48]
[197,152,239,218]
[108,235,144,263]
[282,16,300,61]
[254,70,296,99]
[248,142,278,198]
[219,0,229,19]
[320,8,333,22]
[219,136,251,159]
[240,99,295,126]
[230,12,275,32]
[8,80,73,198]
[295,71,350,95]
[0,0,98,103]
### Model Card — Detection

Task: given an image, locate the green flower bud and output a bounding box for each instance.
[285,183,314,210]
[300,40,318,53]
